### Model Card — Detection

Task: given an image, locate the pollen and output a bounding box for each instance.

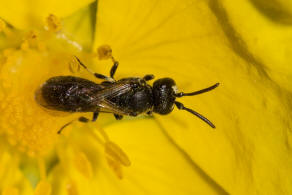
[97,45,113,60]
[46,14,61,32]
[0,17,77,157]
[0,13,133,192]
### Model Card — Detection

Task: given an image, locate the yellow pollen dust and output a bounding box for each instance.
[97,44,113,60]
[46,14,61,32]
[20,30,45,51]
[0,16,76,157]
[0,15,132,183]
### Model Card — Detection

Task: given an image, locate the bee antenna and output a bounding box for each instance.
[174,101,215,128]
[175,83,219,97]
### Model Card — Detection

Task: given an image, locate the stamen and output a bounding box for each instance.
[46,14,61,32]
[97,45,112,60]
[88,125,131,178]
[66,181,79,195]
[20,30,45,51]
[38,158,47,180]
[68,56,81,73]
[2,187,19,195]
[0,18,6,32]
[94,126,110,142]
[73,151,93,179]
[20,40,29,51]
[105,141,131,167]
[106,156,123,179]
[35,180,52,195]
[0,19,11,36]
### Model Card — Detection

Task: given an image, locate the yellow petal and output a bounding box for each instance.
[0,0,95,29]
[93,0,292,194]
[62,2,97,51]
[102,118,227,194]
[249,0,292,24]
[221,0,292,91]
[56,118,223,194]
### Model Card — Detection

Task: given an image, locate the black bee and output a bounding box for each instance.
[35,56,219,134]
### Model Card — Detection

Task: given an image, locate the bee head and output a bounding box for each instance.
[152,77,219,128]
[152,78,177,115]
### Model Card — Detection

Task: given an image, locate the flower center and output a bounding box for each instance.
[0,16,81,156]
[0,16,131,181]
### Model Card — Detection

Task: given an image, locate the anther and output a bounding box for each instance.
[105,141,131,167]
[35,180,52,195]
[0,19,7,33]
[106,157,123,179]
[68,56,81,73]
[0,19,12,36]
[97,45,112,60]
[74,151,93,178]
[46,14,61,32]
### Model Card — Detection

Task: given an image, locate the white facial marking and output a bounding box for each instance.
[172,85,178,93]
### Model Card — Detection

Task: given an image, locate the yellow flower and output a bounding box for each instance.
[0,0,292,195]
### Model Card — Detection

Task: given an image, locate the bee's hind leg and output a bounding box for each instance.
[109,59,118,79]
[114,114,123,120]
[92,112,99,122]
[57,113,99,134]
[73,56,115,83]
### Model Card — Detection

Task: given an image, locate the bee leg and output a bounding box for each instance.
[78,116,90,123]
[92,112,99,122]
[146,111,153,115]
[74,56,115,82]
[110,60,119,79]
[57,116,90,134]
[93,73,115,82]
[114,114,123,120]
[143,74,155,81]
[58,121,74,134]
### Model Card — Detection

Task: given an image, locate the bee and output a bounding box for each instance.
[36,55,219,134]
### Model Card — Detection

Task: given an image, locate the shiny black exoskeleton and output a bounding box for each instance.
[36,56,219,134]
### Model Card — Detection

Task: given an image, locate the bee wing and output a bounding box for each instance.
[93,83,132,99]
[93,82,133,115]
[97,99,131,115]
